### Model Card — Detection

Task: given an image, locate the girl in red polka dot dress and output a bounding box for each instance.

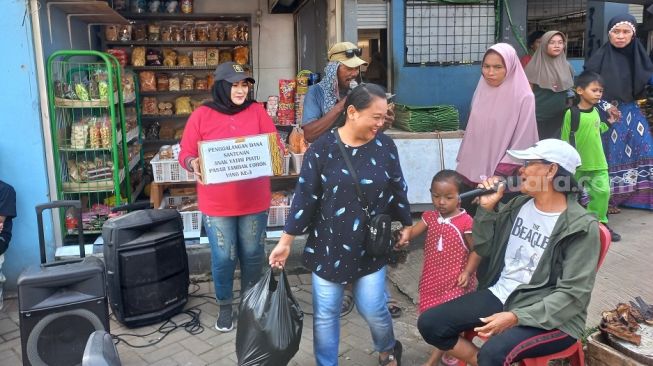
[403,170,481,366]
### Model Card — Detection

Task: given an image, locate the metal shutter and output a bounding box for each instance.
[357,0,388,29]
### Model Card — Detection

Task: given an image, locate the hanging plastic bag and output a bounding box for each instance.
[236,268,303,366]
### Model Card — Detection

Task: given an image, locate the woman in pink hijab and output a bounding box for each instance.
[456,43,539,187]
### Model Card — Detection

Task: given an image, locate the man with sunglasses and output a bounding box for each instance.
[302,42,368,142]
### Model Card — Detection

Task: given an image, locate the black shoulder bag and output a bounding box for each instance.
[334,130,393,257]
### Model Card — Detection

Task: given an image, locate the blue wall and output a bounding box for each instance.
[0,2,52,290]
[391,0,481,126]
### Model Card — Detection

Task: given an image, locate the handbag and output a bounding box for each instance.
[334,130,393,257]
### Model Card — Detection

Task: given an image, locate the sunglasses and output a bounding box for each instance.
[334,48,363,58]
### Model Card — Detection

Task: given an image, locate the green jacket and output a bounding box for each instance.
[473,194,600,339]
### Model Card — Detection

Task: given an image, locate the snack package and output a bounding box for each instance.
[162,48,177,66]
[175,96,192,115]
[132,47,146,66]
[168,75,180,91]
[105,25,119,41]
[207,48,219,66]
[121,72,136,100]
[118,25,132,41]
[194,78,208,90]
[181,74,195,91]
[196,24,209,41]
[142,97,159,115]
[99,116,112,148]
[146,49,162,66]
[89,119,102,148]
[75,83,90,101]
[148,23,161,41]
[192,50,207,66]
[157,73,169,91]
[218,50,232,64]
[139,71,157,92]
[289,126,309,154]
[133,24,147,41]
[233,46,249,65]
[71,120,89,148]
[177,54,192,67]
[226,24,237,41]
[159,145,174,159]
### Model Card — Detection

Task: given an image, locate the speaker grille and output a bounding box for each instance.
[25,306,107,366]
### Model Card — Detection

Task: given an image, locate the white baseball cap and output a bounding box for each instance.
[507,139,582,174]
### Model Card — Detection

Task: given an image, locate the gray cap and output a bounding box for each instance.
[214,62,255,84]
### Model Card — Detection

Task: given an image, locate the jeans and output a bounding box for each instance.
[203,211,267,305]
[312,267,396,366]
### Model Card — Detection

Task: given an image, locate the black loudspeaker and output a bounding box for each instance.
[18,201,109,366]
[102,209,189,328]
[18,257,109,366]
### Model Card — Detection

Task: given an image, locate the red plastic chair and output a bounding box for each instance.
[456,223,611,366]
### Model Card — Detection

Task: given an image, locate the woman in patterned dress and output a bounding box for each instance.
[269,83,412,366]
[584,14,653,211]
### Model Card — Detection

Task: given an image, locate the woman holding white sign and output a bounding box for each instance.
[179,62,284,332]
[269,83,412,366]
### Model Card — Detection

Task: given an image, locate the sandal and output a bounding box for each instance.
[388,303,402,319]
[608,206,621,214]
[379,340,402,366]
[341,291,354,316]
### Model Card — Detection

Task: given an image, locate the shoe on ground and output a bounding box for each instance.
[605,224,621,242]
[215,305,234,332]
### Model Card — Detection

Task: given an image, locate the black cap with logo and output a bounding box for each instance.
[214,62,255,84]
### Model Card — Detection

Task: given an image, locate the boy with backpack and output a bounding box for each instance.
[561,70,620,241]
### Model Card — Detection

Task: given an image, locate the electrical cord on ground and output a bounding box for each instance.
[111,308,204,348]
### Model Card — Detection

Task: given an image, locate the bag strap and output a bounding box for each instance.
[569,106,581,147]
[334,130,371,218]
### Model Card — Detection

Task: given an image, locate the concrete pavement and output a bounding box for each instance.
[0,207,651,365]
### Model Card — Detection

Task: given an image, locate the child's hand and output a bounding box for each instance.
[457,271,471,288]
[607,105,621,123]
[394,226,412,249]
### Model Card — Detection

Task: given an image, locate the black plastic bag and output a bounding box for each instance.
[236,268,304,366]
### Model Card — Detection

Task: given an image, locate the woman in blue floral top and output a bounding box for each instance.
[270,83,412,366]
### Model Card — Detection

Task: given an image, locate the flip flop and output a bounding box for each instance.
[379,340,402,366]
[388,303,402,318]
[341,291,354,315]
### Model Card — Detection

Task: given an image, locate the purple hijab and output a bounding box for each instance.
[456,43,539,184]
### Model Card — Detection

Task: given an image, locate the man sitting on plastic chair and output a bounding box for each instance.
[416,140,602,366]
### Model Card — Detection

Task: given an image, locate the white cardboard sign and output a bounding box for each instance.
[198,133,273,184]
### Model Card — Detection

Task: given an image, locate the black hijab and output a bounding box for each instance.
[203,80,253,115]
[585,14,653,103]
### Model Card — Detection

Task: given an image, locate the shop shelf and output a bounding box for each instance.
[117,12,251,21]
[139,90,211,96]
[105,40,249,47]
[140,114,191,122]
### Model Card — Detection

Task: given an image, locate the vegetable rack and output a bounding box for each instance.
[46,50,143,235]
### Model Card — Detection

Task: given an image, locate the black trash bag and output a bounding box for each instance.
[236,268,304,366]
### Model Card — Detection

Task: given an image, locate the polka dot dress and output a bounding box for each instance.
[418,210,476,314]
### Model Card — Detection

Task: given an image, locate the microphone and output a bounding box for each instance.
[458,176,521,200]
[349,80,358,91]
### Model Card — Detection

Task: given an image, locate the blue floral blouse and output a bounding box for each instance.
[283,129,412,284]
